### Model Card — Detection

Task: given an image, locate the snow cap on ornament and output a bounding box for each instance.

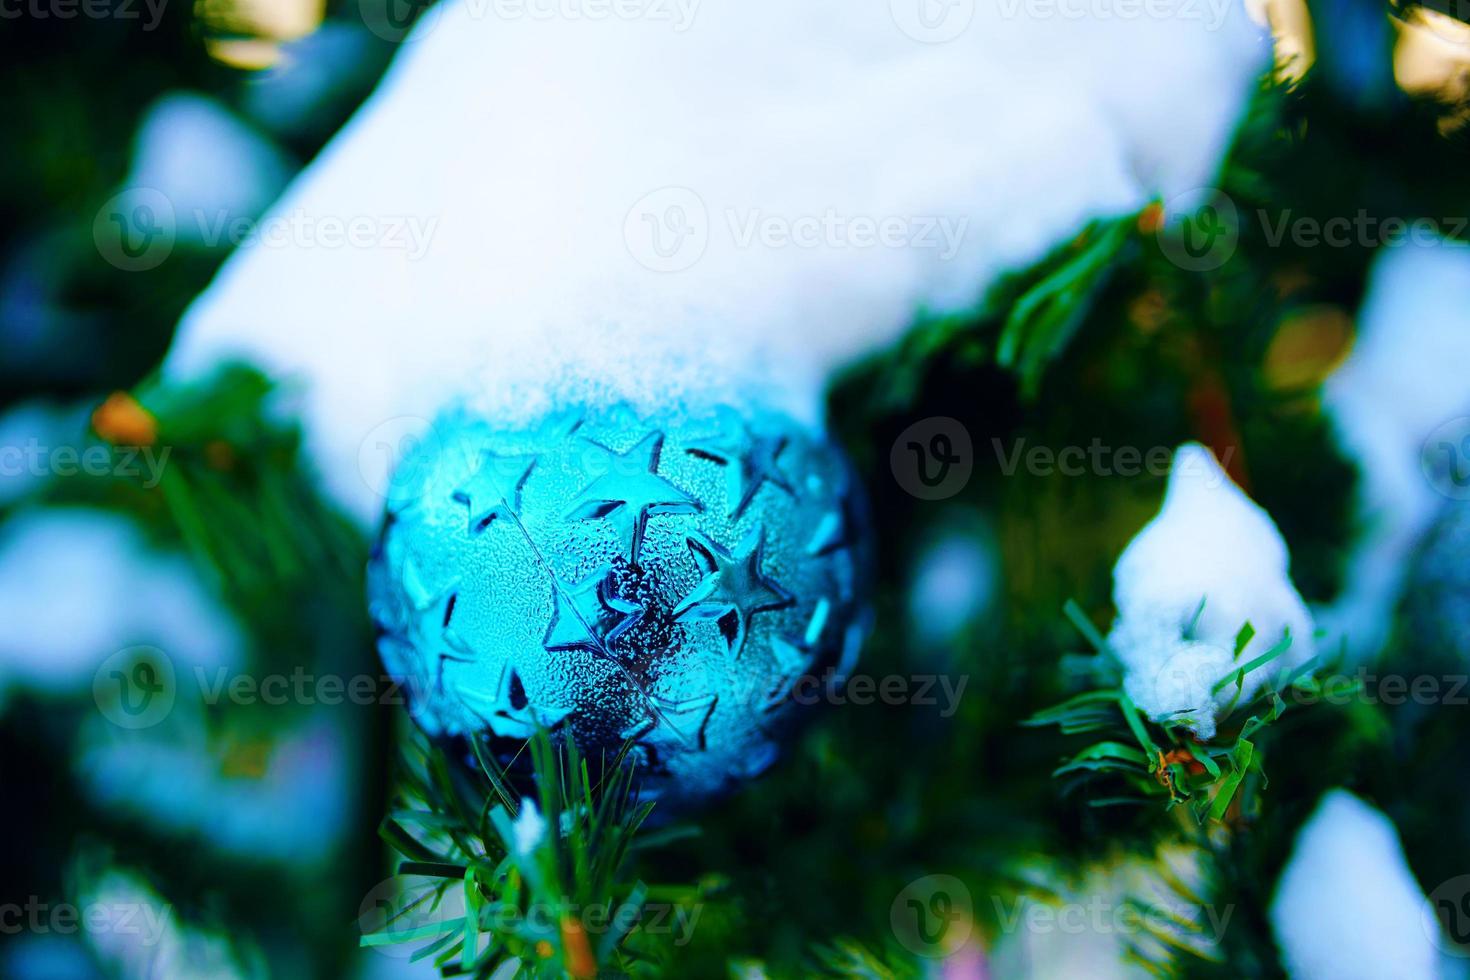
[160,0,1268,525]
[1107,444,1316,739]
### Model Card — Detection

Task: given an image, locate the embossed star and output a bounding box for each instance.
[762,635,814,713]
[399,555,475,697]
[461,662,573,739]
[619,690,719,752]
[649,691,718,749]
[807,486,859,557]
[687,414,793,518]
[542,566,644,657]
[452,450,537,533]
[673,529,793,657]
[565,431,701,561]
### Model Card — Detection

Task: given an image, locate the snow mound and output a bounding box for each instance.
[1108,444,1315,738]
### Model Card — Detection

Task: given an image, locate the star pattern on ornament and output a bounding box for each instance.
[673,528,793,657]
[399,555,475,699]
[452,451,538,533]
[687,413,793,519]
[564,430,701,561]
[542,566,644,658]
[806,485,859,557]
[619,690,718,752]
[648,691,718,749]
[801,598,832,649]
[461,661,572,739]
[761,634,813,714]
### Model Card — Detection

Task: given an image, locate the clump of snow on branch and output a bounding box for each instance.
[163,0,1267,524]
[1270,789,1446,980]
[1107,444,1315,739]
[0,508,242,707]
[992,844,1223,977]
[1323,236,1470,660]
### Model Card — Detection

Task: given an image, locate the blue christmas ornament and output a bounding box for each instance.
[367,402,872,805]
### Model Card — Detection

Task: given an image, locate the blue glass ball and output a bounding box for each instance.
[367,402,872,805]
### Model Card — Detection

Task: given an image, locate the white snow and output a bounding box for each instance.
[82,868,249,980]
[511,799,547,857]
[124,91,293,245]
[75,716,353,864]
[0,508,242,706]
[164,0,1268,525]
[907,521,999,648]
[990,845,1220,979]
[1270,789,1444,980]
[0,399,92,507]
[1108,444,1315,739]
[1323,236,1470,659]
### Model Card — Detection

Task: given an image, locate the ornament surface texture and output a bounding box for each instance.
[367,403,872,804]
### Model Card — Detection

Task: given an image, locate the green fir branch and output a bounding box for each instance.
[367,730,697,978]
[1026,603,1336,825]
